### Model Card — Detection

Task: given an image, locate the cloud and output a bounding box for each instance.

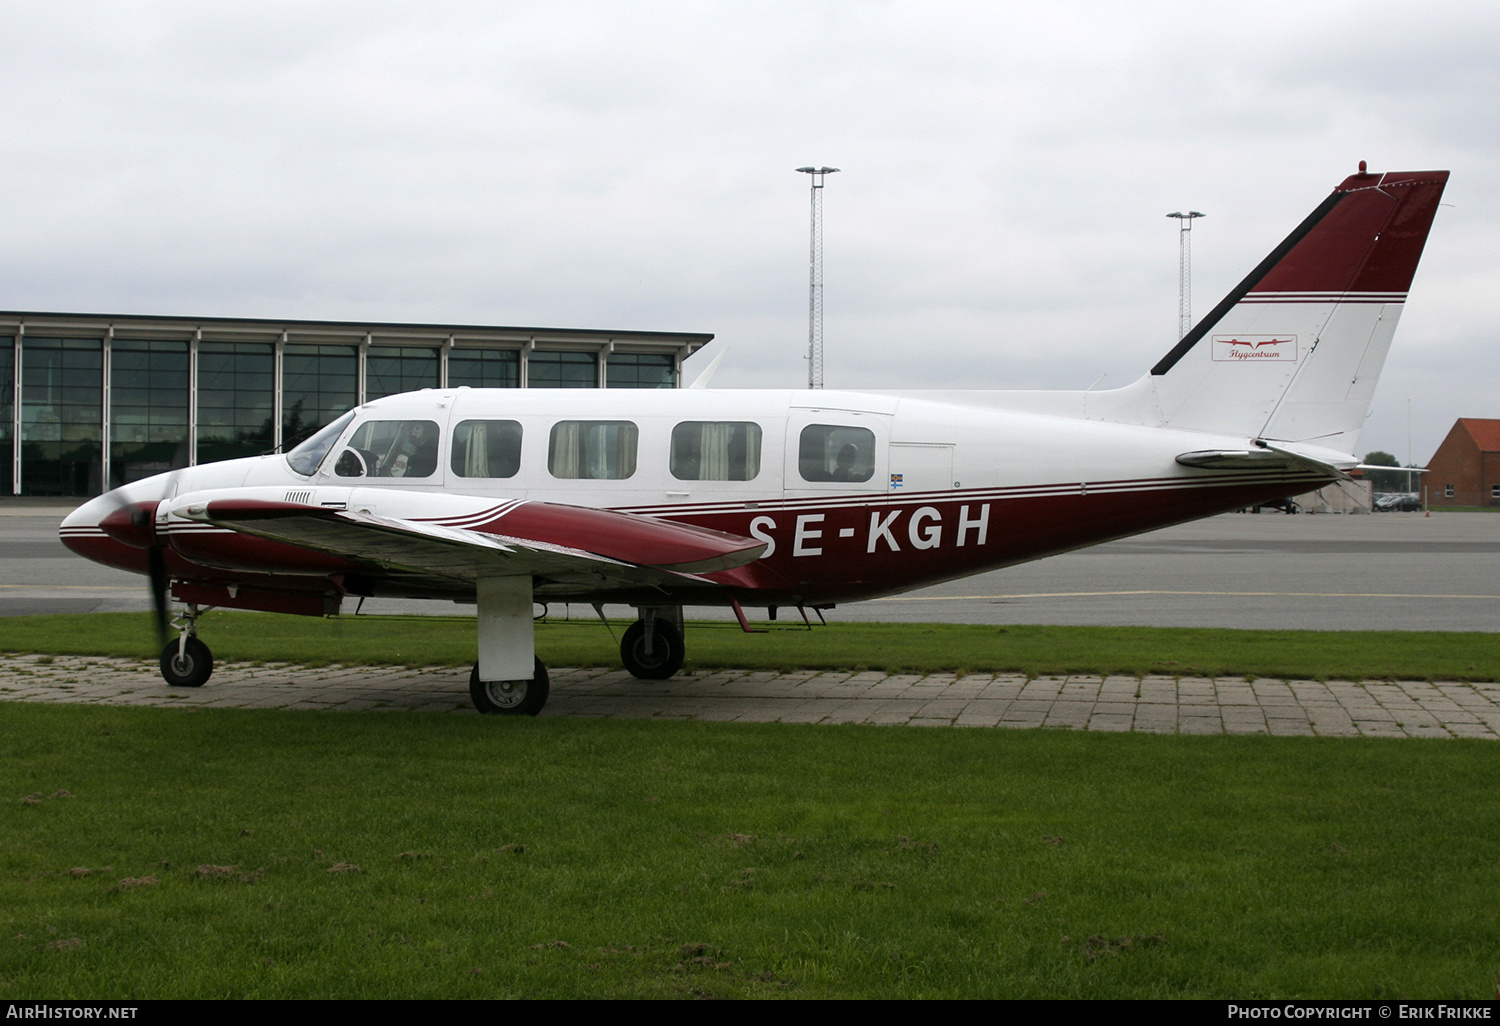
[0,0,1491,459]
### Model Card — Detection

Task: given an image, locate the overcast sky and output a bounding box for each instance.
[1,0,1494,463]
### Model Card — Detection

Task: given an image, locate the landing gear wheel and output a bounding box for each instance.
[620,619,685,680]
[469,657,549,716]
[160,637,213,688]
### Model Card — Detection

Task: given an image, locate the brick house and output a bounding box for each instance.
[1425,418,1500,507]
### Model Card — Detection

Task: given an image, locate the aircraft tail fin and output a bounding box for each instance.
[1145,167,1448,449]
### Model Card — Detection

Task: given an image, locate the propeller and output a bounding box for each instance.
[97,471,183,648]
[136,506,171,646]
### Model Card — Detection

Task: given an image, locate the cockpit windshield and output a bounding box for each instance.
[285,410,357,477]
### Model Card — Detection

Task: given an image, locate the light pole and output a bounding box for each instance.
[1166,210,1204,340]
[797,166,839,389]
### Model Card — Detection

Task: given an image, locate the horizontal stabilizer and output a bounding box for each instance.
[1176,449,1303,471]
[1177,439,1360,479]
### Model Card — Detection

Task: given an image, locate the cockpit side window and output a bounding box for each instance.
[798,424,875,483]
[286,410,356,477]
[333,420,441,478]
[451,420,523,478]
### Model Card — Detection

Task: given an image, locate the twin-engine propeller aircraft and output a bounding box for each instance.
[61,165,1449,715]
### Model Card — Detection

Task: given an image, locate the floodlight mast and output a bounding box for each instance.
[797,166,839,389]
[1166,210,1205,340]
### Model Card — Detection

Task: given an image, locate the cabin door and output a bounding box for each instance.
[782,412,889,499]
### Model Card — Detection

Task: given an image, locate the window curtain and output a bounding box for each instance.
[464,422,488,477]
[552,422,582,478]
[701,422,730,480]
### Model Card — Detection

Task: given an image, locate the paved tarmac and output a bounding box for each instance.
[4,653,1498,739]
[854,510,1500,631]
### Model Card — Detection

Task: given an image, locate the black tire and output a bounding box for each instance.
[620,619,684,680]
[469,656,549,716]
[160,637,213,688]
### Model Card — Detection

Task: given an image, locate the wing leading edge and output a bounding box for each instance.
[173,498,767,592]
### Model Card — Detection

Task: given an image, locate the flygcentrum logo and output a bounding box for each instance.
[1213,335,1298,361]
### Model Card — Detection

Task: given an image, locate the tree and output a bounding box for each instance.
[1362,451,1407,492]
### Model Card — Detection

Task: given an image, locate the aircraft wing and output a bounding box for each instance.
[173,497,765,592]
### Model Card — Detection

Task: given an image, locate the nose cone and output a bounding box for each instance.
[99,500,161,548]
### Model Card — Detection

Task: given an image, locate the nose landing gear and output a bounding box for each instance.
[159,606,214,687]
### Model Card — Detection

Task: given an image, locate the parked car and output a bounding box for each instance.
[1374,492,1424,512]
[1240,497,1301,514]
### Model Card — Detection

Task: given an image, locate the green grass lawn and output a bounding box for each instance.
[1,611,1498,681]
[4,613,1498,998]
[3,703,1497,999]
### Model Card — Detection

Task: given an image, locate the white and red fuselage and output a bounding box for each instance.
[62,387,1341,614]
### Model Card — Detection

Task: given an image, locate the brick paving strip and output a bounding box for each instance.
[3,653,1499,738]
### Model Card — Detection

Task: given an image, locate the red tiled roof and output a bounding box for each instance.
[1459,418,1500,452]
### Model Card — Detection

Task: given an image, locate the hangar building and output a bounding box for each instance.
[1425,418,1500,508]
[0,311,711,498]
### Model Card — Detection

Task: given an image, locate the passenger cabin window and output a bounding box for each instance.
[799,424,875,483]
[334,420,440,478]
[451,420,523,478]
[671,421,762,481]
[549,421,638,479]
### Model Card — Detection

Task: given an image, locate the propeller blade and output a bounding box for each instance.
[96,469,183,647]
[95,468,185,645]
[147,544,169,647]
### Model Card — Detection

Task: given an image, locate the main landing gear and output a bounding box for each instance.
[159,606,214,688]
[469,657,550,716]
[470,576,548,717]
[469,600,684,716]
[620,607,685,680]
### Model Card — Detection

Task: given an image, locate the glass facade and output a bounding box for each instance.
[607,353,676,388]
[22,338,103,496]
[0,338,11,494]
[198,342,274,465]
[366,346,439,402]
[110,340,189,487]
[528,351,597,388]
[449,348,519,389]
[0,318,704,496]
[282,344,357,448]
